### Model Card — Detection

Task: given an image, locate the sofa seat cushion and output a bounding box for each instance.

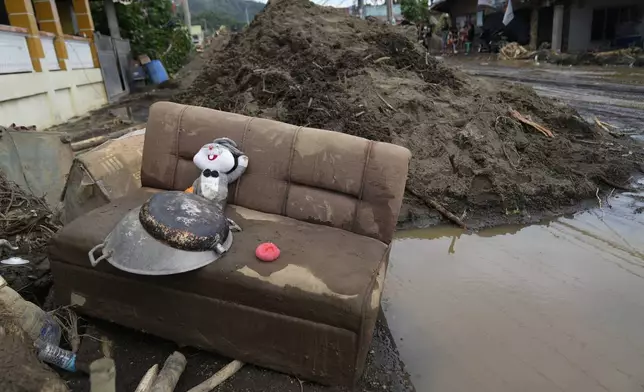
[50,189,388,331]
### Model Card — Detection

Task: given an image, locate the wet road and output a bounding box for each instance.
[454,61,644,139]
[531,84,644,139]
[384,182,644,392]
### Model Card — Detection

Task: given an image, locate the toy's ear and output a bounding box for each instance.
[213,137,237,148]
[213,137,243,156]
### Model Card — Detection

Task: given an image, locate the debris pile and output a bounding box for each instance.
[177,0,642,227]
[499,42,536,60]
[0,171,60,296]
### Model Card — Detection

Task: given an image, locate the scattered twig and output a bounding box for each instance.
[574,139,602,145]
[510,110,554,138]
[375,92,396,111]
[262,78,275,94]
[373,56,391,64]
[501,144,519,169]
[594,117,610,133]
[0,239,18,252]
[599,176,632,191]
[101,336,113,359]
[162,43,174,57]
[407,187,467,229]
[594,117,624,137]
[354,111,366,118]
[494,115,517,130]
[186,360,244,392]
[296,377,304,392]
[606,188,615,208]
[307,98,313,108]
[362,54,373,61]
[312,61,323,70]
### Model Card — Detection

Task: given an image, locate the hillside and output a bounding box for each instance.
[190,0,265,24]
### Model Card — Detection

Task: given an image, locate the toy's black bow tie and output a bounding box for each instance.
[202,169,219,178]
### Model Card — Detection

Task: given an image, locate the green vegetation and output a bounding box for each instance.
[400,0,429,24]
[90,0,192,74]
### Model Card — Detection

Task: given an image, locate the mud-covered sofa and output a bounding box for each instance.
[50,101,411,385]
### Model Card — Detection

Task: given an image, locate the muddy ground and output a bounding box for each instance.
[59,312,412,392]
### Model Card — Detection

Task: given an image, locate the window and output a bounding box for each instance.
[591,5,642,41]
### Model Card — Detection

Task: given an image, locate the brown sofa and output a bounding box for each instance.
[50,102,411,385]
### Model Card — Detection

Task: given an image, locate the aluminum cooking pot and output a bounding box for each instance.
[88,191,232,275]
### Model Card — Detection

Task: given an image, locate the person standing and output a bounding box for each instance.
[424,22,434,53]
[466,22,475,54]
[438,13,452,54]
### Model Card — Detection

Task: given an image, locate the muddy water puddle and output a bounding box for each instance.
[384,186,644,392]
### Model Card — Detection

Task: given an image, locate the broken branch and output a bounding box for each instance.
[373,56,391,64]
[594,117,624,137]
[510,110,554,138]
[599,176,632,191]
[375,92,396,111]
[407,187,467,229]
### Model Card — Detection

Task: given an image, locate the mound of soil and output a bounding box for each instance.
[176,0,642,228]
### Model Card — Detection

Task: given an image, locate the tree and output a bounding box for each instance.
[90,0,192,74]
[400,0,429,24]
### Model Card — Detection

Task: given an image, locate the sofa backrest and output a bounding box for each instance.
[142,102,411,244]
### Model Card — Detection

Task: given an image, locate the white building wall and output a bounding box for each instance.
[0,29,107,129]
[0,69,107,129]
[568,0,642,53]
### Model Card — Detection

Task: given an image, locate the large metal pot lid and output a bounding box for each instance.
[89,206,233,276]
[140,191,229,252]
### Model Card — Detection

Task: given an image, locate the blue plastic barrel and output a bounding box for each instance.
[145,60,169,85]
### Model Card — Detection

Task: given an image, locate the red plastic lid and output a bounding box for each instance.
[256,242,280,262]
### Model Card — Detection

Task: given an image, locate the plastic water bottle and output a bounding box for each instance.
[37,342,76,372]
[0,275,61,345]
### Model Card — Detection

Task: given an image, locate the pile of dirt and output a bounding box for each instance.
[176,0,642,228]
